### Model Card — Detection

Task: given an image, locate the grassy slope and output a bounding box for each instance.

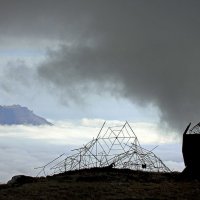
[0,168,200,200]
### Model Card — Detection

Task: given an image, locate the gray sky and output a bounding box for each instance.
[0,0,200,131]
[2,1,199,182]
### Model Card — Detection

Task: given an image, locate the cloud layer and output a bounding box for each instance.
[0,120,183,183]
[1,1,200,130]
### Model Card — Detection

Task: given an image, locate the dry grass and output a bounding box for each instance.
[0,168,200,200]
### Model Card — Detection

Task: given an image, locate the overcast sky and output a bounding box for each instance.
[1,0,200,182]
[0,0,200,131]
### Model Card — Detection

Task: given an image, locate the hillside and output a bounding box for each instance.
[0,105,52,125]
[0,168,200,200]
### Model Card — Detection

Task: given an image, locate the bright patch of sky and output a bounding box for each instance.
[0,49,46,67]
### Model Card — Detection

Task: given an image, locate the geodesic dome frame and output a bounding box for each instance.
[36,121,170,176]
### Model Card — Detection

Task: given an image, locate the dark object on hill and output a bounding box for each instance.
[107,163,115,169]
[7,175,35,186]
[0,105,52,125]
[182,122,200,179]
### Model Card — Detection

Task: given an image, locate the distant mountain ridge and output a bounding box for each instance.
[0,105,52,125]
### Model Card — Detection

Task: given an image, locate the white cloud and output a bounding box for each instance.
[0,119,184,183]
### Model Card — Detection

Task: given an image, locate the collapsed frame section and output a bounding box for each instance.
[36,121,170,176]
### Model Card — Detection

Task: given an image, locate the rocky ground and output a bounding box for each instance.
[0,168,200,200]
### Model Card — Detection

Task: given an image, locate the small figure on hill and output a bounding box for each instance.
[107,162,115,169]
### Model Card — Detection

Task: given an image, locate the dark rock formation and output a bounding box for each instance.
[7,175,35,186]
[0,105,52,125]
[182,123,200,179]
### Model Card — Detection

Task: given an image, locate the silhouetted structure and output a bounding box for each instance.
[107,163,115,169]
[182,122,200,179]
[36,121,170,176]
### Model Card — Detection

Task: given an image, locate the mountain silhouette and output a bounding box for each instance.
[0,105,52,125]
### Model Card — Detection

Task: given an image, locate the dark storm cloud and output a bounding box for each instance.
[0,0,95,41]
[1,1,200,131]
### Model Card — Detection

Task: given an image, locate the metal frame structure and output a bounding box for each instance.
[35,121,170,176]
[189,122,200,134]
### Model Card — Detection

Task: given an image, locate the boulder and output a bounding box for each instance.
[7,175,34,186]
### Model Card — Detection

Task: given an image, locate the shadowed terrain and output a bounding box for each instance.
[0,168,200,200]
